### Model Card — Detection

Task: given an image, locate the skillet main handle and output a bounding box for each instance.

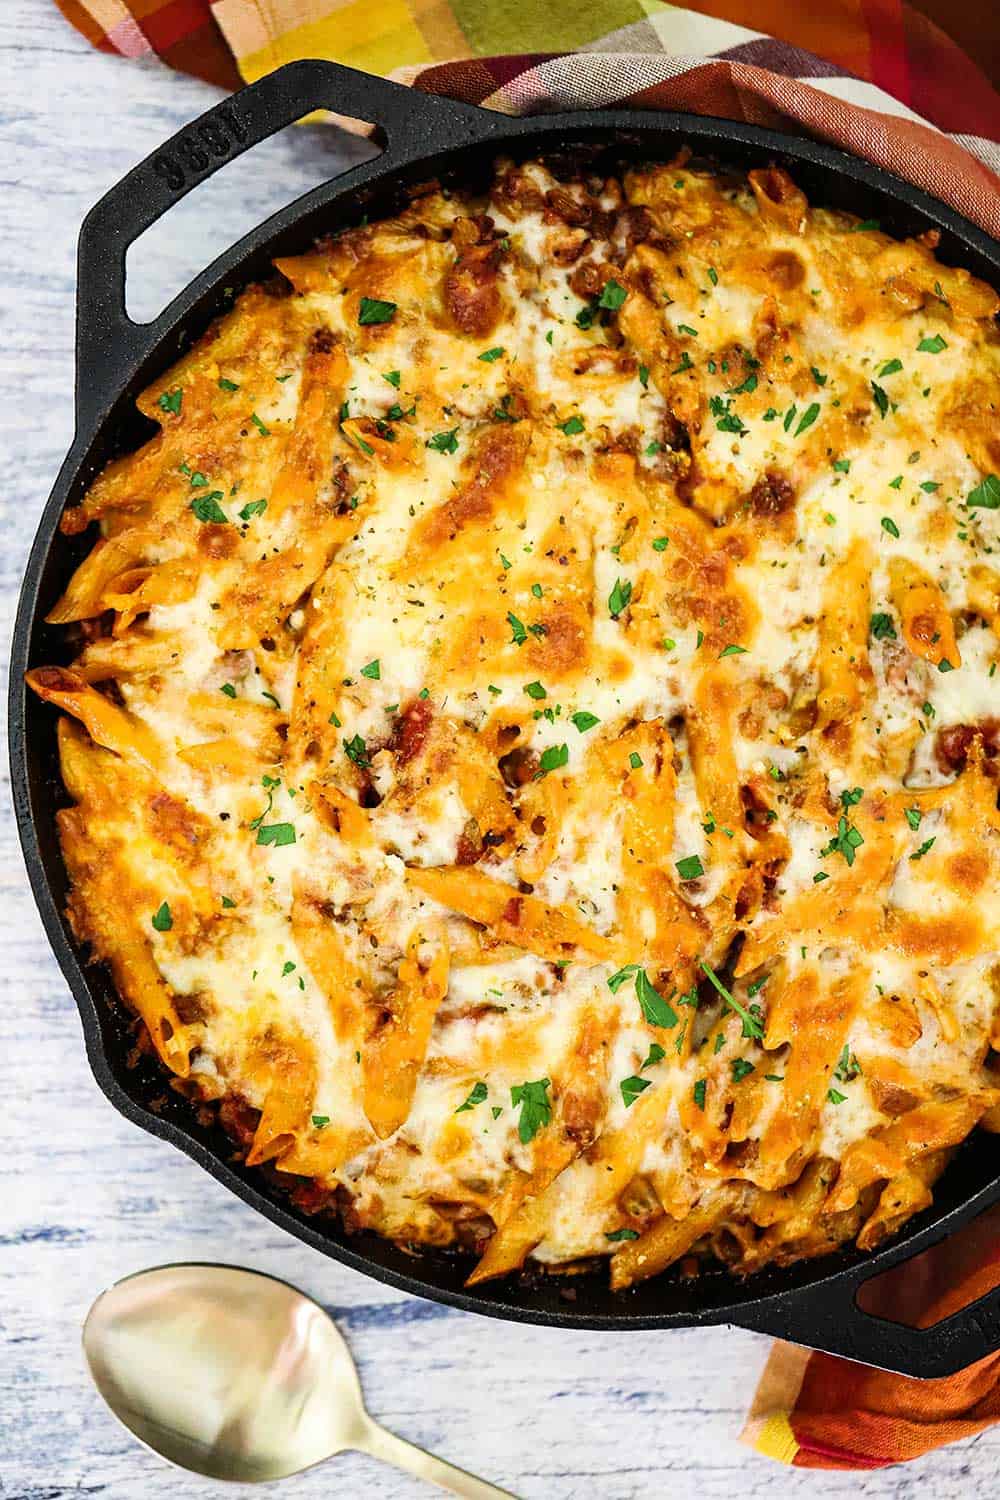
[735,1227,1000,1378]
[75,58,499,434]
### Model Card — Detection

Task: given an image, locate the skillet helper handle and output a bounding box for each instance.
[74,58,497,433]
[736,1251,1000,1378]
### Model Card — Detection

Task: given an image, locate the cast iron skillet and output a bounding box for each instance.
[10,57,1000,1376]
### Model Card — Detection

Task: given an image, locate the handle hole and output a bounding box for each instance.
[855,1201,1000,1328]
[125,119,380,323]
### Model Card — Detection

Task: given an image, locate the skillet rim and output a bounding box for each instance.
[10,64,1000,1370]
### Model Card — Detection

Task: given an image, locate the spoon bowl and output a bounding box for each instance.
[83,1263,512,1495]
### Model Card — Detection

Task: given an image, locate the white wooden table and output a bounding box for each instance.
[2,5,999,1494]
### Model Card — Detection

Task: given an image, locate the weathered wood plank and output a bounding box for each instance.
[2,5,998,1493]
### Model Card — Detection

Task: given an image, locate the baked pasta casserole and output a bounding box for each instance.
[30,154,1000,1289]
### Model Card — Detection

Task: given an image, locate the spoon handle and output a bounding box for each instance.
[359,1418,517,1498]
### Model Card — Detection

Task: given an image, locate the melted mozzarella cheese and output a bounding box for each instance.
[40,154,1000,1284]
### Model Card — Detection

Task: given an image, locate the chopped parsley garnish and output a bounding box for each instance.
[383,370,401,387]
[811,367,827,387]
[968,474,1000,510]
[641,1043,666,1071]
[819,814,865,867]
[707,266,718,286]
[427,427,459,454]
[358,297,397,325]
[507,611,527,646]
[673,351,694,374]
[220,683,237,699]
[871,382,890,418]
[250,412,269,436]
[311,1115,330,1129]
[607,964,639,994]
[710,394,748,437]
[510,1078,552,1143]
[158,388,182,415]
[620,1075,651,1107]
[606,1227,640,1242]
[794,402,820,437]
[881,516,900,539]
[652,536,669,552]
[699,962,765,1040]
[917,334,947,354]
[636,970,678,1028]
[731,1058,755,1083]
[537,744,569,778]
[190,493,228,523]
[571,710,599,733]
[151,902,172,932]
[478,347,505,362]
[888,475,902,490]
[238,498,267,521]
[455,1081,488,1113]
[746,975,769,997]
[218,378,240,392]
[920,481,940,493]
[878,358,903,378]
[599,279,628,311]
[628,752,643,770]
[910,837,936,860]
[905,806,922,831]
[718,643,747,659]
[676,854,704,880]
[938,658,954,673]
[841,787,863,808]
[558,415,585,436]
[827,1088,847,1105]
[256,822,296,847]
[360,659,381,681]
[833,458,851,473]
[492,394,520,423]
[849,218,880,232]
[524,681,547,700]
[343,733,370,768]
[677,323,698,338]
[728,372,757,396]
[638,364,650,387]
[833,1044,862,1083]
[282,961,296,976]
[693,1079,707,1110]
[608,577,632,619]
[221,896,236,909]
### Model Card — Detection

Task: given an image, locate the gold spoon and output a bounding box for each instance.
[83,1263,515,1496]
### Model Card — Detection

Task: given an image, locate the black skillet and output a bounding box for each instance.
[10,57,1000,1377]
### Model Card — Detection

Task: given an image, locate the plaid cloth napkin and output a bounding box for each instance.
[50,0,1000,1471]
